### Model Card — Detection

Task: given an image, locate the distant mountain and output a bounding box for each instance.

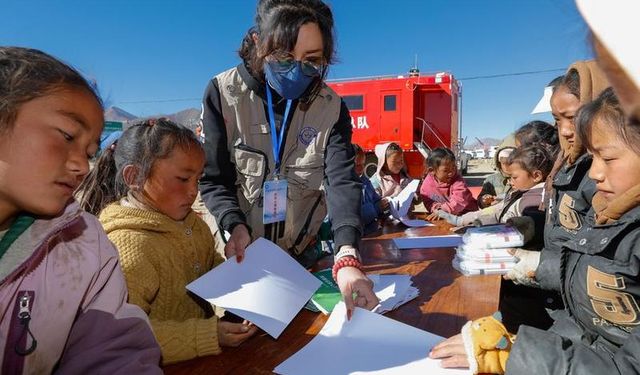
[466,137,501,150]
[165,108,201,131]
[104,106,137,122]
[103,107,201,132]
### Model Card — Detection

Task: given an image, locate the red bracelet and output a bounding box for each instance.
[332,256,363,282]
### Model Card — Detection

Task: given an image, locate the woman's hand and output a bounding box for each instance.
[429,334,470,368]
[336,266,379,320]
[224,224,251,262]
[217,320,258,347]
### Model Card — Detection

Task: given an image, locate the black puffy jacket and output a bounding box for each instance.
[537,153,597,291]
[508,204,640,374]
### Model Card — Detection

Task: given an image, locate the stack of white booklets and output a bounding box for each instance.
[452,224,523,275]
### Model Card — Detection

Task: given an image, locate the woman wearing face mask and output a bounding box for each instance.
[199,0,378,316]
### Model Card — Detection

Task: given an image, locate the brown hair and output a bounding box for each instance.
[507,145,554,180]
[577,87,636,154]
[0,47,102,134]
[76,118,203,215]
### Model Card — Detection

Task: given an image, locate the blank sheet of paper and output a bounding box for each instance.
[274,302,470,375]
[186,237,321,339]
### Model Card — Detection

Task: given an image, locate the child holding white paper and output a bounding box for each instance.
[370,142,413,199]
[79,119,257,364]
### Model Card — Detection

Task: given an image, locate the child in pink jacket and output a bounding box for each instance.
[420,148,477,215]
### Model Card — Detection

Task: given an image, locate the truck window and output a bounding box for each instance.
[384,95,397,111]
[343,95,364,110]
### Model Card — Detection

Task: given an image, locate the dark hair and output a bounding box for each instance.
[427,147,456,169]
[515,120,560,158]
[77,118,203,215]
[506,145,554,179]
[385,142,403,158]
[352,143,364,156]
[548,75,564,88]
[239,0,335,105]
[577,88,634,154]
[0,47,102,134]
[553,68,580,99]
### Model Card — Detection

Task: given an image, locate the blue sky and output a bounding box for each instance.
[2,0,592,141]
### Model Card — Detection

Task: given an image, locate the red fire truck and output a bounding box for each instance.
[327,70,464,178]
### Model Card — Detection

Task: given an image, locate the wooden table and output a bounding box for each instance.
[164,219,501,374]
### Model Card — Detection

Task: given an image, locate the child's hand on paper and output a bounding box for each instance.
[336,267,379,319]
[218,320,258,347]
[225,224,251,262]
[429,333,469,368]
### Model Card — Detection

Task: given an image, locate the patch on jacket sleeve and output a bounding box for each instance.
[558,194,582,231]
[587,265,640,327]
[298,126,319,146]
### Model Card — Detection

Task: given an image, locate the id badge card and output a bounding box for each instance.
[263,179,288,224]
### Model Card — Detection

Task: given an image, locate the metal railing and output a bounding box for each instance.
[416,117,448,152]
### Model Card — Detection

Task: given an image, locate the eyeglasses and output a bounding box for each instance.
[268,51,325,77]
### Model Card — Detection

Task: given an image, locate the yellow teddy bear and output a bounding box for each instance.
[461,312,516,374]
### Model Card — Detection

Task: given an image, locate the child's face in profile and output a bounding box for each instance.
[433,159,457,184]
[142,146,205,221]
[508,162,541,191]
[385,151,404,175]
[551,86,581,148]
[588,119,640,202]
[0,88,102,224]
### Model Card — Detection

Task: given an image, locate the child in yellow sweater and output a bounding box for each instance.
[78,119,257,364]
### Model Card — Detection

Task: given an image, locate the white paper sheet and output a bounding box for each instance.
[368,274,419,314]
[186,237,321,339]
[387,180,430,227]
[389,180,419,219]
[274,302,470,375]
[399,217,433,227]
[393,235,463,250]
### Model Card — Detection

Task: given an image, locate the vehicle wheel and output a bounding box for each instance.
[364,153,378,178]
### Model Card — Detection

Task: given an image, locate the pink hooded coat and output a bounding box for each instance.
[369,143,413,198]
[420,173,478,214]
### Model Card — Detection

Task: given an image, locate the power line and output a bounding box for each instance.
[113,68,566,105]
[117,98,201,104]
[458,68,565,81]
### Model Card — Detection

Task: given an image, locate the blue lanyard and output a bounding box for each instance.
[265,84,292,175]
